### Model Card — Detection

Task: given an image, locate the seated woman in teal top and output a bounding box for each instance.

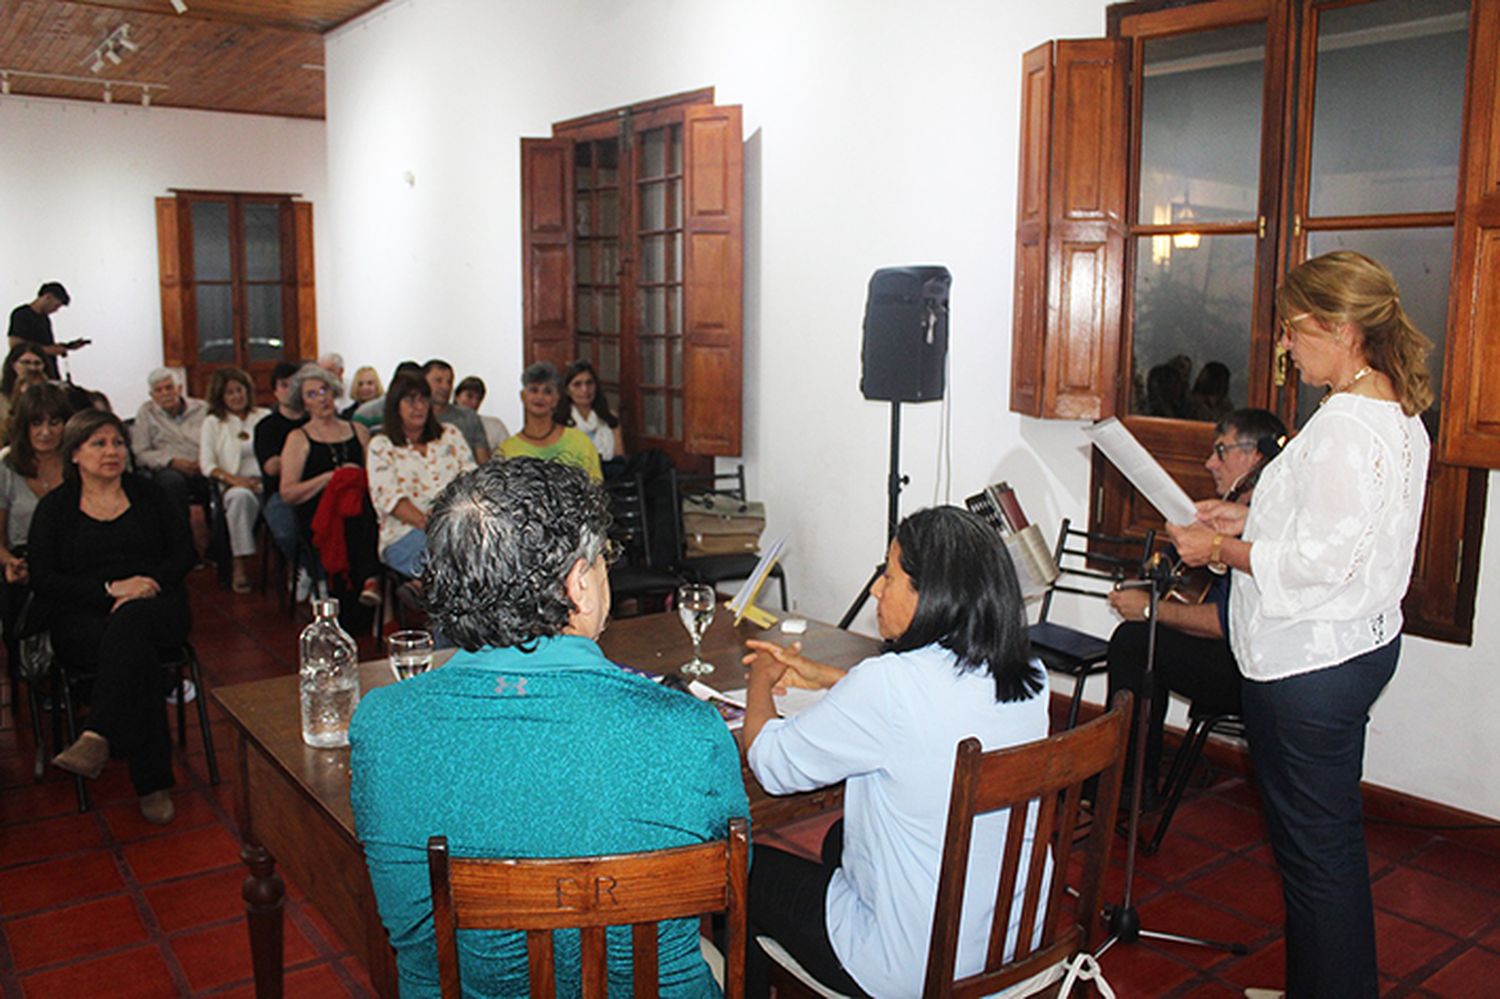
[350,458,746,997]
[498,361,602,482]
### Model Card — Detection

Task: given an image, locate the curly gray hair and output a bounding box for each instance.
[285,363,344,417]
[423,458,611,651]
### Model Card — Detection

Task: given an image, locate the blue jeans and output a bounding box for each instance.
[263,494,319,578]
[380,529,428,579]
[1241,638,1400,999]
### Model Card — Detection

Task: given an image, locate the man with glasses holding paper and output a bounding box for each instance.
[1103,407,1286,804]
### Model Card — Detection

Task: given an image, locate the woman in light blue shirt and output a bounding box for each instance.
[742,506,1049,998]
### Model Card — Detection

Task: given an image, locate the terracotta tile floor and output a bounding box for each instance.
[2,571,1497,997]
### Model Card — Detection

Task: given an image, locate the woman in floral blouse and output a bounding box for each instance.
[366,372,476,578]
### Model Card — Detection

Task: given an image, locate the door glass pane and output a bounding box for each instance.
[599,289,619,334]
[574,142,593,189]
[245,284,286,362]
[1129,234,1256,420]
[640,337,666,384]
[642,288,665,334]
[1298,229,1452,437]
[670,125,682,173]
[598,241,618,284]
[642,236,666,282]
[668,179,682,227]
[671,287,682,335]
[576,291,595,334]
[672,396,682,438]
[642,183,666,230]
[191,202,232,281]
[576,243,594,284]
[599,339,620,381]
[1137,24,1265,226]
[671,234,682,281]
[243,204,282,281]
[194,285,234,363]
[670,340,683,388]
[642,390,666,437]
[1309,0,1468,217]
[642,128,666,177]
[598,190,619,237]
[577,334,596,366]
[596,141,618,186]
[574,197,592,238]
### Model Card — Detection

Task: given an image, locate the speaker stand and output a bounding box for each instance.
[839,401,908,630]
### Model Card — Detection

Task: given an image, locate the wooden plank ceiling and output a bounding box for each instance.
[0,0,387,119]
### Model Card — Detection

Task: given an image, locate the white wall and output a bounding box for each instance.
[322,0,1499,819]
[0,97,327,413]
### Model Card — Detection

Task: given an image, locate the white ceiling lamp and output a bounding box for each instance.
[170,0,188,12]
[141,85,152,107]
[102,82,113,103]
[88,24,139,74]
[1,72,9,96]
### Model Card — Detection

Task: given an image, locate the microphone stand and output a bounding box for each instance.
[1097,562,1247,958]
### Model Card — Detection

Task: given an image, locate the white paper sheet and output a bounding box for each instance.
[1082,418,1198,525]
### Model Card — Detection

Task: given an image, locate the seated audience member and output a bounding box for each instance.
[351,458,747,996]
[366,372,475,579]
[499,362,601,482]
[199,367,269,594]
[453,375,510,452]
[741,506,1048,998]
[0,383,72,592]
[278,365,382,616]
[40,410,194,826]
[557,359,625,463]
[131,368,210,524]
[422,358,490,463]
[1105,407,1286,799]
[254,361,311,576]
[0,343,51,445]
[353,361,422,429]
[343,365,383,419]
[318,352,345,389]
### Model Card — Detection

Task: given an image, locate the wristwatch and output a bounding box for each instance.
[1140,603,1152,622]
[1208,533,1228,576]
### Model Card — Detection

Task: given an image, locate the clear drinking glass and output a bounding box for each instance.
[677,584,717,677]
[388,630,435,681]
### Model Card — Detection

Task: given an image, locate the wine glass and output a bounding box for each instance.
[388,630,435,681]
[677,584,717,677]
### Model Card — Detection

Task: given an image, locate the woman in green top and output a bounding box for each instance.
[498,361,602,482]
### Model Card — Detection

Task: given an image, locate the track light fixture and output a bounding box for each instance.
[88,24,139,75]
[170,0,189,13]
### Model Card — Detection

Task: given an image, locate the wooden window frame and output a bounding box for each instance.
[522,88,744,470]
[1016,0,1491,643]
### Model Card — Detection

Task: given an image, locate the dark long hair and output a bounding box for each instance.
[887,506,1042,703]
[382,372,442,446]
[1,343,47,398]
[6,382,74,477]
[556,360,619,429]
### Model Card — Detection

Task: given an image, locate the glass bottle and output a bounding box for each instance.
[299,598,360,748]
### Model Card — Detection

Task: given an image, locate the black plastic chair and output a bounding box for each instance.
[1143,707,1245,855]
[605,474,683,617]
[34,639,220,812]
[669,465,788,610]
[1029,518,1154,730]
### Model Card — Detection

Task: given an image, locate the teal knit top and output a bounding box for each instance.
[350,635,749,997]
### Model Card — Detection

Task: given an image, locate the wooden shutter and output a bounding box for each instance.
[680,104,744,456]
[1440,0,1500,467]
[521,138,576,371]
[1009,39,1129,420]
[156,197,187,367]
[292,200,318,362]
[1010,43,1053,417]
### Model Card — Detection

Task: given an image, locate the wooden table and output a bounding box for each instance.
[213,612,879,998]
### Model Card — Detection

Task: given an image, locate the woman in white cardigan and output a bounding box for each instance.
[199,367,269,592]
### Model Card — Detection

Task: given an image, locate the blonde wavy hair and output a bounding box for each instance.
[1275,250,1433,417]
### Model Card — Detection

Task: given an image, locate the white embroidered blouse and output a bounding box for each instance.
[366,424,476,554]
[1229,394,1429,681]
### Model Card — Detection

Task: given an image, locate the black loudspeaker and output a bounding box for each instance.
[860,265,951,402]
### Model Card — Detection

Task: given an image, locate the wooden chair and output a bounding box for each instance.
[1030,518,1154,729]
[764,694,1133,999]
[1142,707,1244,856]
[427,817,749,999]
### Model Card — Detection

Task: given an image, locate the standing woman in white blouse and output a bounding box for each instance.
[1170,251,1431,999]
[199,367,269,593]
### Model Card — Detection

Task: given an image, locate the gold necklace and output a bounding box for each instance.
[1320,365,1372,407]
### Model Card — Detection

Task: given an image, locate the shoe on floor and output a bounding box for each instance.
[52,731,111,779]
[166,679,197,705]
[359,577,382,607]
[1244,989,1286,999]
[139,790,175,825]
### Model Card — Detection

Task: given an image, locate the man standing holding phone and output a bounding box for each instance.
[9,282,89,379]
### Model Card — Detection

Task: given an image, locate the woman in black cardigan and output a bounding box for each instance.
[37,409,194,825]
